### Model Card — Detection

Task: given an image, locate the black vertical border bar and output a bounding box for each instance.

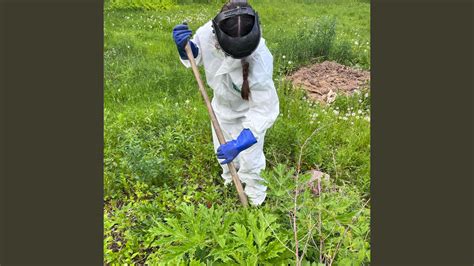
[372,0,473,264]
[0,0,103,264]
[0,0,6,262]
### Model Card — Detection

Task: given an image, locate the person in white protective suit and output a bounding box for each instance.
[172,0,279,206]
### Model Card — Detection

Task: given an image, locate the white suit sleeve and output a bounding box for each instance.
[241,79,280,141]
[179,30,203,68]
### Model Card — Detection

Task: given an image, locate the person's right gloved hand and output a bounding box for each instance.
[172,24,199,60]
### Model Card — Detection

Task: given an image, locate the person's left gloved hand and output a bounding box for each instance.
[217,129,257,164]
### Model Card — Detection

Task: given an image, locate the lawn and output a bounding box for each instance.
[104,0,370,264]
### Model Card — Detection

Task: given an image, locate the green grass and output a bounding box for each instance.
[104,0,370,264]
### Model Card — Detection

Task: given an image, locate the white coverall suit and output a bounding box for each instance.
[179,21,280,205]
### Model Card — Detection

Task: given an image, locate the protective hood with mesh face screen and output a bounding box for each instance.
[212,6,261,59]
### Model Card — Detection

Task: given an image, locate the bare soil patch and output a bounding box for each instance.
[287,61,370,103]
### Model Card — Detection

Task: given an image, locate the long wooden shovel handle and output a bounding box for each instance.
[183,42,249,207]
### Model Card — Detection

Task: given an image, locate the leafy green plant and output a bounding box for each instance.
[145,204,290,264]
[263,164,370,265]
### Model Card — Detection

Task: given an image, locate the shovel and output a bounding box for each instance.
[182,27,249,207]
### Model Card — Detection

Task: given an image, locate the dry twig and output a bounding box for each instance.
[293,125,325,266]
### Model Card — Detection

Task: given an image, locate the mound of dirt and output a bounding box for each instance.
[287,61,370,104]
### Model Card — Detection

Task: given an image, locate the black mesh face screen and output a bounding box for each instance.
[219,14,255,37]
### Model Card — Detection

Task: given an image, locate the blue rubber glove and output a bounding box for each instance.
[217,129,257,164]
[172,24,198,60]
